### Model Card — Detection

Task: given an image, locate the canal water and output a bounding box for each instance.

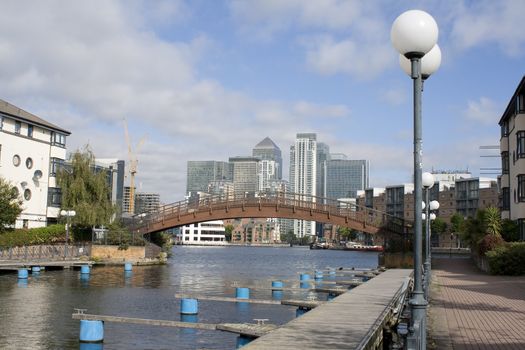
[0,246,378,349]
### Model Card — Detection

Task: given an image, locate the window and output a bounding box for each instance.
[26,157,33,169]
[47,187,62,207]
[518,175,525,202]
[0,116,3,130]
[502,187,510,211]
[517,94,525,114]
[518,131,525,158]
[23,219,28,229]
[502,152,509,174]
[501,121,509,137]
[24,189,31,201]
[51,132,66,147]
[49,157,64,176]
[15,121,21,134]
[27,124,33,138]
[13,154,20,167]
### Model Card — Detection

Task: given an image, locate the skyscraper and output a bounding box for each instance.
[186,161,232,195]
[229,156,259,196]
[326,158,369,199]
[252,137,282,179]
[290,133,317,237]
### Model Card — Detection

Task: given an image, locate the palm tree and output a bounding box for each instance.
[484,207,502,236]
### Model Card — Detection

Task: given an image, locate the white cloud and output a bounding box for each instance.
[464,97,500,125]
[450,0,525,56]
[0,1,355,202]
[382,87,407,106]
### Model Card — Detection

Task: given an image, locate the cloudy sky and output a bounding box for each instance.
[2,0,523,203]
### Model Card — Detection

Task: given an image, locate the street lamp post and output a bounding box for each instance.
[391,9,440,349]
[61,209,76,259]
[426,201,439,293]
[422,172,434,298]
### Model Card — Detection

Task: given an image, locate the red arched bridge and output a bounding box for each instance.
[131,192,407,236]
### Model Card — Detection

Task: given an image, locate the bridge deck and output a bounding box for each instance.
[244,269,412,349]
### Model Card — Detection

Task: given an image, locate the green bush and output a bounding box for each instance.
[0,224,66,248]
[477,233,505,256]
[486,242,525,275]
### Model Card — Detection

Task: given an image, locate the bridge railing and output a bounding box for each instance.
[131,192,407,234]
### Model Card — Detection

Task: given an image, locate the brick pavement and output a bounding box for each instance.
[428,258,525,349]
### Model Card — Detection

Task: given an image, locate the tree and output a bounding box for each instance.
[57,146,115,228]
[0,177,23,232]
[501,219,519,242]
[224,224,233,242]
[450,213,464,235]
[337,227,351,241]
[281,231,296,244]
[431,217,447,235]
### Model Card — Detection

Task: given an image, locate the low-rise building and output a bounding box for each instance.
[0,99,70,228]
[177,220,226,245]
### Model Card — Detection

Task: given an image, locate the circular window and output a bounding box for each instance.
[26,157,33,169]
[24,189,31,201]
[13,155,20,167]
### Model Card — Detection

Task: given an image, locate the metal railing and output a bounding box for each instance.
[0,244,91,261]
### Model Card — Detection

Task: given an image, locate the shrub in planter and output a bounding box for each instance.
[486,242,525,275]
[477,234,505,256]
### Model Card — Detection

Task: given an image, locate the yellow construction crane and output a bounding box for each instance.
[123,119,146,214]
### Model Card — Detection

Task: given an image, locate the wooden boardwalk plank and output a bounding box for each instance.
[244,269,412,350]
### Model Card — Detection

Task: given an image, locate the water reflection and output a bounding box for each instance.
[0,246,378,349]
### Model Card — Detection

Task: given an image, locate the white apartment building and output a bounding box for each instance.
[178,220,226,245]
[290,133,317,237]
[0,99,70,228]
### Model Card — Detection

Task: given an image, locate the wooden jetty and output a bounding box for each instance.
[174,294,325,309]
[0,260,92,272]
[243,269,412,349]
[72,312,277,338]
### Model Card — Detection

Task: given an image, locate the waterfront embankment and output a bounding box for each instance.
[428,258,525,349]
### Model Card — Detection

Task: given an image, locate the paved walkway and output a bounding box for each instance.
[429,258,525,349]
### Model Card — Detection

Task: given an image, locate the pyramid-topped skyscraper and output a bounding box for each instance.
[252,137,282,180]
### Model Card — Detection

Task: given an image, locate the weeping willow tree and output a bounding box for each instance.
[57,146,115,228]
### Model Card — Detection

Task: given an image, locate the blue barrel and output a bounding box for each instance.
[31,266,41,273]
[271,280,283,290]
[235,287,250,299]
[79,320,104,343]
[80,265,90,275]
[300,281,309,289]
[236,335,254,348]
[18,269,28,279]
[17,279,28,288]
[272,290,283,300]
[180,298,198,315]
[80,343,103,350]
[300,273,310,281]
[296,307,308,317]
[124,262,133,272]
[314,271,323,280]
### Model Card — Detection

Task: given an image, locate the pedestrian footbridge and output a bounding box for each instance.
[131,192,406,236]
